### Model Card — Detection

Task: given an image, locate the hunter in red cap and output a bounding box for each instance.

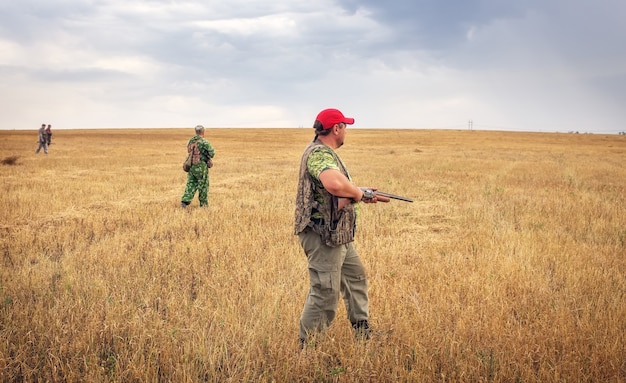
[293,108,390,349]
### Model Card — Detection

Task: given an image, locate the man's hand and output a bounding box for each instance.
[360,188,391,203]
[365,194,391,203]
[337,187,392,210]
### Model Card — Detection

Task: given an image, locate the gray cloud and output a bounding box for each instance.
[0,0,624,132]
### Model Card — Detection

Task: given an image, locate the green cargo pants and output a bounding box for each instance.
[181,162,209,206]
[298,227,369,341]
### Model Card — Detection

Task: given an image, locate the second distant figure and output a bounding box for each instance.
[35,123,48,154]
[45,124,53,145]
[181,125,215,208]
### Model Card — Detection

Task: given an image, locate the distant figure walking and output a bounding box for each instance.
[35,123,48,154]
[45,124,52,145]
[181,125,215,208]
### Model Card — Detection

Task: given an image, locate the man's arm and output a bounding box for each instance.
[318,169,364,202]
[318,169,391,210]
[198,140,215,158]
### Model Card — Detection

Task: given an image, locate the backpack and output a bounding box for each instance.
[182,142,200,172]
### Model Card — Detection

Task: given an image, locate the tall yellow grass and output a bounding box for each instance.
[1,128,624,382]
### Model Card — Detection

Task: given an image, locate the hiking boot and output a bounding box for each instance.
[181,201,190,208]
[352,320,372,340]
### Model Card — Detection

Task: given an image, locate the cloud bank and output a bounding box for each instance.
[1,0,624,133]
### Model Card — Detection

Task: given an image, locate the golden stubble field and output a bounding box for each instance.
[0,128,624,382]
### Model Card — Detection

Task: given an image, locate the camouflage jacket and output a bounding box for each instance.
[187,136,215,166]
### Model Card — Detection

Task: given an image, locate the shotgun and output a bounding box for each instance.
[360,188,414,203]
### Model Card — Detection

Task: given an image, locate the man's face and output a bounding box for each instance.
[337,122,347,147]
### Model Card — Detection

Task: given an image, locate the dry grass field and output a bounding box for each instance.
[0,127,624,382]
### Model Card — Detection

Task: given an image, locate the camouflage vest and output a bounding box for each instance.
[294,140,357,247]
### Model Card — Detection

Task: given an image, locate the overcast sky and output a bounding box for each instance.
[1,0,624,133]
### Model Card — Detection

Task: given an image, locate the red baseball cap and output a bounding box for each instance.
[316,108,355,130]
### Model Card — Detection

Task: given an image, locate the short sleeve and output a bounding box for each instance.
[307,147,340,180]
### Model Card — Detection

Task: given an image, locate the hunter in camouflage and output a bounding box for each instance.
[181,125,215,207]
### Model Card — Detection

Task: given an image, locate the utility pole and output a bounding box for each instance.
[468,119,473,130]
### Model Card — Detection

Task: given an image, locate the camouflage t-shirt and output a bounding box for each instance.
[307,146,351,220]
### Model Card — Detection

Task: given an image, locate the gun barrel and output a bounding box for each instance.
[360,187,413,202]
[376,191,414,203]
